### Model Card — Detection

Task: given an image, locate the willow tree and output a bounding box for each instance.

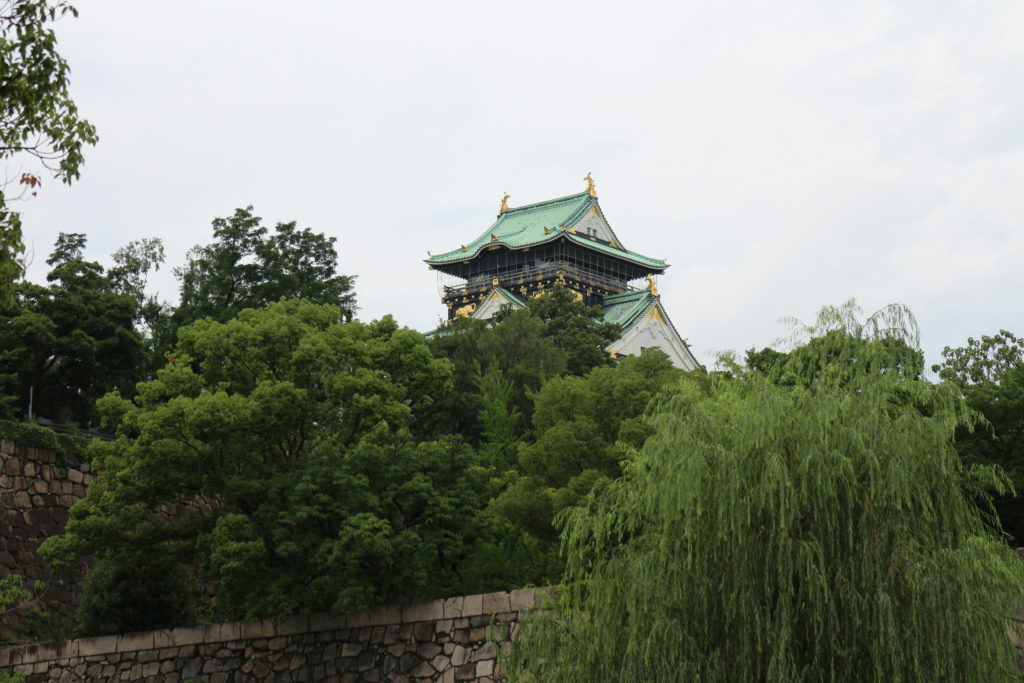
[509,302,1024,682]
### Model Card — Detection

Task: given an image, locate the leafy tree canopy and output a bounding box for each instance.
[933,330,1024,541]
[0,0,97,306]
[421,309,567,444]
[0,233,146,425]
[493,350,688,541]
[743,299,924,385]
[423,286,620,444]
[495,286,621,376]
[40,300,498,629]
[510,304,1024,682]
[173,206,356,335]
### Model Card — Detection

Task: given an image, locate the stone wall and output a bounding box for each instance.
[0,589,547,682]
[0,439,94,639]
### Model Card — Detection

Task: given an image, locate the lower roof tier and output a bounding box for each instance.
[432,285,700,371]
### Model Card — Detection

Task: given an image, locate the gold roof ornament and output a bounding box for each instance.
[492,277,500,286]
[583,172,597,198]
[499,192,510,213]
[490,234,498,242]
[646,274,659,296]
[455,302,477,318]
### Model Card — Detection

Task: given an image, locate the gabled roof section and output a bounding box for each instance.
[427,191,667,270]
[601,289,659,333]
[471,287,524,320]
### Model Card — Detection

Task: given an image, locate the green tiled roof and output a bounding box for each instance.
[427,192,666,270]
[601,289,659,333]
[490,287,524,307]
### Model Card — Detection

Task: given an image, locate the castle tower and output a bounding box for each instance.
[425,178,700,370]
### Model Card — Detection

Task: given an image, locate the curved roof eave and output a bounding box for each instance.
[426,231,666,270]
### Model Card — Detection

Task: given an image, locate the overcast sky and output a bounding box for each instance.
[16,0,1024,368]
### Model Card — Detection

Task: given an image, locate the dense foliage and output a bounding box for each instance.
[173,206,356,332]
[933,330,1024,542]
[508,305,1024,681]
[0,234,149,425]
[40,300,491,627]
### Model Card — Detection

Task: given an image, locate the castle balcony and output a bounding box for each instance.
[442,261,636,300]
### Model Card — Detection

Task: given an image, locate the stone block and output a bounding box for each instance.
[366,603,401,627]
[220,621,244,642]
[238,620,270,640]
[347,610,370,629]
[401,599,443,624]
[454,662,476,680]
[509,588,538,611]
[151,630,174,650]
[67,468,83,484]
[116,631,154,653]
[461,593,485,618]
[31,640,78,662]
[77,634,120,657]
[276,613,309,636]
[443,596,465,619]
[308,612,346,633]
[417,642,442,660]
[481,592,510,615]
[473,642,497,661]
[413,622,434,642]
[166,625,205,647]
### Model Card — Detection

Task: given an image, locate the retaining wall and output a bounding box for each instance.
[0,588,547,682]
[0,439,94,638]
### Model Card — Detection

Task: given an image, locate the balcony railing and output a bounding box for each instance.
[443,262,635,299]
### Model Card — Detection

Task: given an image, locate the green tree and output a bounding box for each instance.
[0,0,97,306]
[933,330,1024,542]
[41,300,495,628]
[509,306,1024,682]
[422,287,618,443]
[172,206,356,335]
[490,350,690,585]
[421,310,566,443]
[0,233,145,425]
[496,286,620,376]
[744,299,924,386]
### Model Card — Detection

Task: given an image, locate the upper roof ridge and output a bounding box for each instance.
[504,191,592,214]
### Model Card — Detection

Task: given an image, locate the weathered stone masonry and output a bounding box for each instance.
[0,438,94,636]
[0,588,545,682]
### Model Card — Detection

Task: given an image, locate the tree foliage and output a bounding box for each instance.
[0,0,97,306]
[173,206,356,334]
[493,350,687,546]
[422,287,620,444]
[510,304,1024,682]
[500,287,621,376]
[934,330,1024,542]
[0,233,146,425]
[40,299,498,629]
